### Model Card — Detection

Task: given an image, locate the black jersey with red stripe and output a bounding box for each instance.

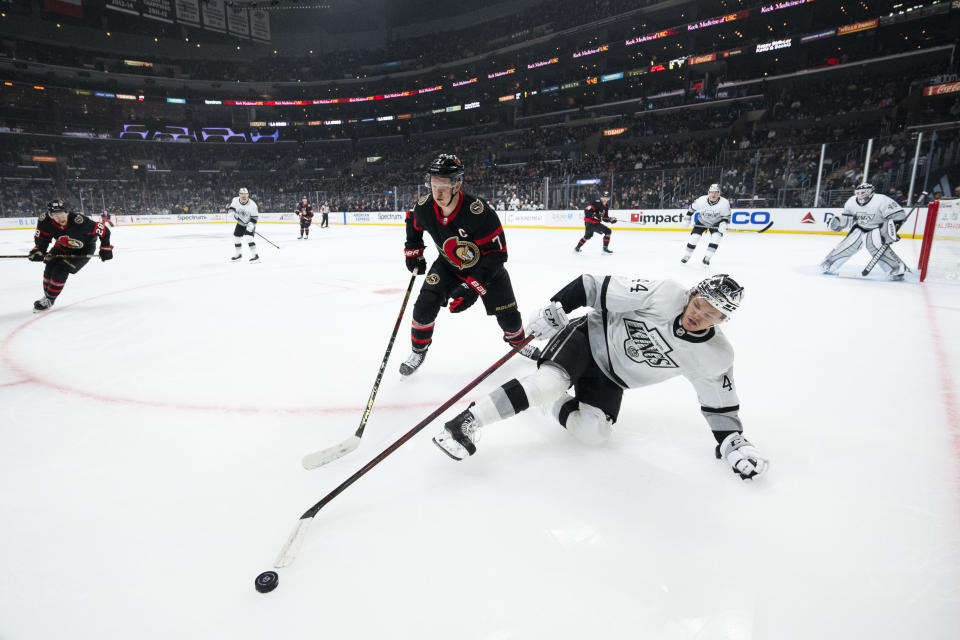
[296,203,314,220]
[404,191,507,286]
[34,211,111,255]
[584,199,611,224]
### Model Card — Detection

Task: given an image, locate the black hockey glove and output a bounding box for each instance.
[99,245,114,261]
[449,277,486,313]
[28,247,45,262]
[404,247,426,274]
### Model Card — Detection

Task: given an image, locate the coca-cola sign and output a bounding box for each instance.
[923,82,960,97]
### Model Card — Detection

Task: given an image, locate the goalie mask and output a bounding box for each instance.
[707,184,721,204]
[694,274,743,319]
[855,183,874,206]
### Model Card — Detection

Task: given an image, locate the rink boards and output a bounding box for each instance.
[0,206,933,238]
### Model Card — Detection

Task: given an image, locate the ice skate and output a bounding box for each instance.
[433,404,480,460]
[249,254,260,263]
[399,347,428,376]
[680,255,690,264]
[602,247,613,255]
[702,256,711,266]
[32,296,54,313]
[231,254,243,261]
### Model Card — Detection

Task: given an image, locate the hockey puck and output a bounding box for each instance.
[255,570,279,593]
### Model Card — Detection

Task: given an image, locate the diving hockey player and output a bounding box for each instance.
[29,199,113,312]
[681,184,731,265]
[229,187,260,262]
[401,154,536,376]
[433,273,769,481]
[819,183,908,280]
[296,197,314,239]
[574,191,616,254]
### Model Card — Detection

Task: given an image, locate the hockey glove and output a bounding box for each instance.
[717,221,727,235]
[880,219,900,244]
[99,245,114,261]
[607,217,618,224]
[527,301,569,340]
[449,278,486,313]
[716,433,768,480]
[28,247,45,262]
[827,213,847,232]
[245,222,256,233]
[404,247,427,274]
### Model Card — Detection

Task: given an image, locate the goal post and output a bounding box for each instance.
[918,198,960,283]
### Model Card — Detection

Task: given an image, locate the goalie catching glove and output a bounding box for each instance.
[827,213,849,233]
[527,301,569,340]
[716,433,768,480]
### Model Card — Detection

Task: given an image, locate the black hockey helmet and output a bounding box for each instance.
[600,190,610,199]
[695,274,744,318]
[425,154,465,185]
[47,199,67,213]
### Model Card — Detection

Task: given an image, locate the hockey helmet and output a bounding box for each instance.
[695,274,743,318]
[47,199,67,213]
[600,191,610,200]
[238,187,249,202]
[425,154,465,187]
[855,183,874,205]
[707,183,721,204]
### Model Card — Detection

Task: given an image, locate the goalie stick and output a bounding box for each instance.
[301,274,417,469]
[861,192,928,277]
[274,337,534,568]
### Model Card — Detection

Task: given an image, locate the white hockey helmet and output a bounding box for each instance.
[707,183,721,203]
[855,183,874,205]
[238,187,249,202]
[695,274,743,318]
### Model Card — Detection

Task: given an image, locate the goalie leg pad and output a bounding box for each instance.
[865,231,906,275]
[820,227,865,273]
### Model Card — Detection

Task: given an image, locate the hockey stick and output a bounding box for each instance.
[255,230,280,249]
[274,336,534,568]
[861,192,928,277]
[0,254,104,260]
[740,221,774,233]
[301,273,417,470]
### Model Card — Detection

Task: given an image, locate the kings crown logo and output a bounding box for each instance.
[622,319,678,368]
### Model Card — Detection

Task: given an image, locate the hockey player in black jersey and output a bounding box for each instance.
[574,191,617,254]
[296,197,314,239]
[400,154,536,376]
[29,199,113,312]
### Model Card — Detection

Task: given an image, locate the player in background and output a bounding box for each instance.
[681,183,731,266]
[320,201,330,228]
[574,191,616,254]
[820,183,908,280]
[228,187,260,263]
[401,154,536,376]
[100,210,114,227]
[29,199,113,312]
[433,273,769,481]
[296,197,314,239]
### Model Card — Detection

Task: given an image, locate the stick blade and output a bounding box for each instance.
[301,436,361,470]
[274,518,313,568]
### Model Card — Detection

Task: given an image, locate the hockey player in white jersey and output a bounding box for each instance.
[228,187,260,263]
[433,273,769,480]
[681,184,731,265]
[819,183,907,280]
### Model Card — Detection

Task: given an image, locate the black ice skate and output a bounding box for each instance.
[399,347,428,376]
[602,247,613,255]
[680,255,690,264]
[231,255,243,261]
[433,404,479,460]
[702,256,712,266]
[249,254,260,263]
[33,296,54,313]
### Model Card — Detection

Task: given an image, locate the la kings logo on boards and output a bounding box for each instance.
[622,319,678,368]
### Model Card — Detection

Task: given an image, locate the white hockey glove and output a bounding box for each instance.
[527,301,569,340]
[717,221,727,234]
[245,221,256,233]
[880,219,900,244]
[827,213,848,232]
[716,433,768,480]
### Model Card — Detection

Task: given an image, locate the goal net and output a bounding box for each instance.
[918,198,960,283]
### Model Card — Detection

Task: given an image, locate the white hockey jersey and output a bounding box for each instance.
[839,193,904,230]
[580,275,742,433]
[688,194,731,228]
[228,196,260,225]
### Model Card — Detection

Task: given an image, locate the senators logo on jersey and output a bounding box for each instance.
[441,236,480,270]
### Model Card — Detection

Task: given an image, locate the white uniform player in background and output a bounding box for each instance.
[433,273,769,481]
[228,187,260,263]
[820,183,908,280]
[681,184,732,266]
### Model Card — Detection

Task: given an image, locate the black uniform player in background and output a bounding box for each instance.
[574,191,617,254]
[29,199,113,312]
[296,197,314,239]
[400,154,536,376]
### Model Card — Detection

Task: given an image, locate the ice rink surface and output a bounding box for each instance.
[1,221,959,640]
